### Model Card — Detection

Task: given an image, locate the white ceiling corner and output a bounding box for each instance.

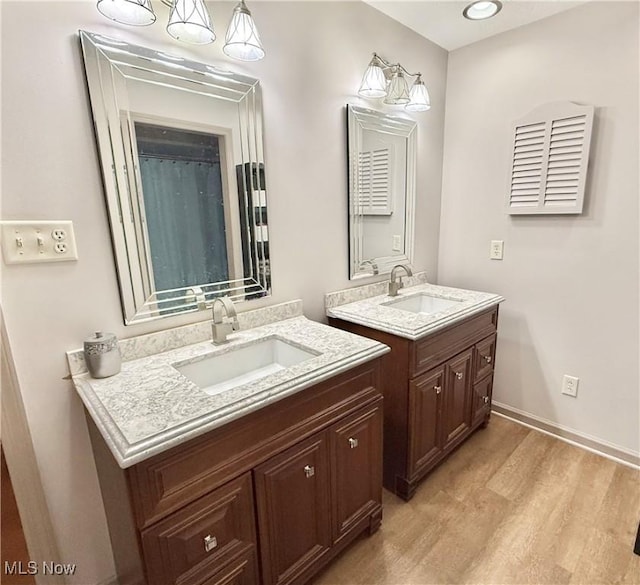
[362,1,590,51]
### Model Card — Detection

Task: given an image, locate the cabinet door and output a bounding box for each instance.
[254,434,331,585]
[141,472,257,585]
[408,366,445,477]
[442,349,473,448]
[472,374,493,428]
[330,404,383,543]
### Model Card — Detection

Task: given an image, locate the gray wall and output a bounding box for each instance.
[0,2,447,583]
[439,2,639,454]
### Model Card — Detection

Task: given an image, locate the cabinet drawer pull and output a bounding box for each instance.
[482,355,492,364]
[455,372,464,380]
[483,396,490,405]
[304,465,315,478]
[348,437,359,449]
[204,535,218,552]
[434,385,442,394]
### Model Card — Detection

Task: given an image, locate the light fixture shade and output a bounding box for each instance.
[406,77,431,112]
[358,55,387,99]
[167,0,216,45]
[383,69,410,105]
[223,1,265,61]
[96,0,156,26]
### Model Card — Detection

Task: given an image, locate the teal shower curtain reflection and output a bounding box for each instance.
[138,157,229,292]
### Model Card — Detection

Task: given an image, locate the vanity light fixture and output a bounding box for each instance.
[96,0,156,26]
[96,0,265,60]
[462,0,502,20]
[358,53,430,112]
[166,0,215,44]
[223,0,265,61]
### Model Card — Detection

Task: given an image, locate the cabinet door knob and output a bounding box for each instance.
[304,465,315,478]
[348,437,359,449]
[483,396,490,405]
[483,355,492,364]
[204,535,218,552]
[434,385,442,394]
[455,372,464,380]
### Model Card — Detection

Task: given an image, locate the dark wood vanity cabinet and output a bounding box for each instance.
[329,306,499,500]
[88,360,384,585]
[254,403,383,585]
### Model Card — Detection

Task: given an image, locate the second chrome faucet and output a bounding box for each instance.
[388,264,413,297]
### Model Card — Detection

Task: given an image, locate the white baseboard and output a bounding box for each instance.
[491,401,640,469]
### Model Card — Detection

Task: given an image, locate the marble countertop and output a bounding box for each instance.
[71,314,389,468]
[326,281,504,340]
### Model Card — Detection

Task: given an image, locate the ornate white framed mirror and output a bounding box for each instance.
[347,104,416,279]
[80,31,270,324]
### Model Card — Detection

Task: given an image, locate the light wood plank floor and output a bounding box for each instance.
[314,416,640,585]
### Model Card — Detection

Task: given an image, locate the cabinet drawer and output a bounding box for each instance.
[472,374,493,428]
[200,549,258,585]
[411,308,498,377]
[473,334,496,383]
[141,473,257,585]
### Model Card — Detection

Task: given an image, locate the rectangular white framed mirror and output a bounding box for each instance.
[347,104,416,279]
[80,30,270,324]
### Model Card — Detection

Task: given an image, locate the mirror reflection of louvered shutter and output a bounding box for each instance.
[507,102,594,215]
[358,148,393,215]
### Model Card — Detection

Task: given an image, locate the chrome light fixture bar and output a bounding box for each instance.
[358,53,430,112]
[96,0,265,60]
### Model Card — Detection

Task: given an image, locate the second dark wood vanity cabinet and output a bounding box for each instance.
[88,360,384,585]
[329,306,498,500]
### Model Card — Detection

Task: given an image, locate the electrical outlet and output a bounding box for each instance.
[490,240,504,260]
[51,228,67,241]
[392,235,402,252]
[561,375,579,397]
[0,221,78,264]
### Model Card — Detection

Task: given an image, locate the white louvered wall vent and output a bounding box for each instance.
[507,102,594,215]
[358,148,393,215]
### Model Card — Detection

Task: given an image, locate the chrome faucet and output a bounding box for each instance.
[359,259,379,275]
[388,264,413,297]
[186,286,208,311]
[211,297,239,344]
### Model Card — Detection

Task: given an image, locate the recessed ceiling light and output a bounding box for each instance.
[463,0,503,20]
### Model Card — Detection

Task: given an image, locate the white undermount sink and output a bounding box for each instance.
[383,292,462,315]
[174,337,317,396]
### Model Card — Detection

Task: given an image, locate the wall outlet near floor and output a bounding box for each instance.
[561,375,579,397]
[392,234,403,252]
[0,220,78,264]
[490,240,504,260]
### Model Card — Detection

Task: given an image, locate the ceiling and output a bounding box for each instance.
[363,1,588,51]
